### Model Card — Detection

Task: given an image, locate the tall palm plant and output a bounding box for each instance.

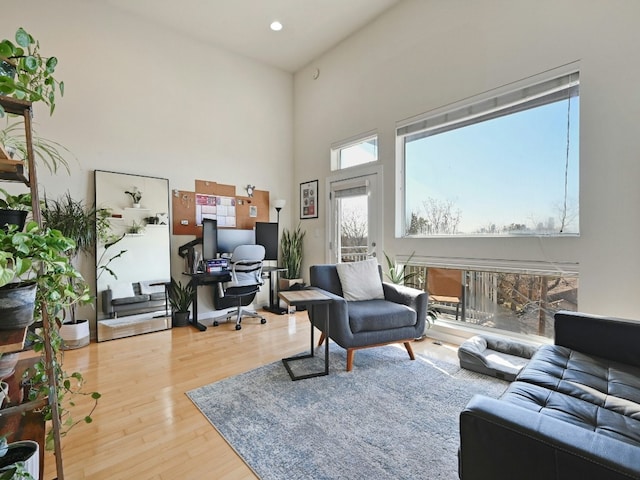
[41,192,100,323]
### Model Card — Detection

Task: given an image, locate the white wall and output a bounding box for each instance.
[4,0,294,331]
[293,0,640,319]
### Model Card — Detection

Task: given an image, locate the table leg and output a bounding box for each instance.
[189,279,207,331]
[282,302,330,381]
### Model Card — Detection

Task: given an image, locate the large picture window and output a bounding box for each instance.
[398,70,579,236]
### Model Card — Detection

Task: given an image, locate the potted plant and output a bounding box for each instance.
[0,437,38,479]
[279,224,306,291]
[125,188,142,208]
[0,121,72,174]
[167,278,194,327]
[41,192,102,349]
[0,188,31,232]
[0,27,63,118]
[0,220,100,450]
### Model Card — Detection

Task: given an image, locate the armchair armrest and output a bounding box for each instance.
[383,282,428,333]
[460,395,640,480]
[306,287,355,347]
[554,311,640,367]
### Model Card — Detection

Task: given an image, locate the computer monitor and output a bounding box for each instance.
[217,228,255,255]
[201,218,218,261]
[255,222,278,261]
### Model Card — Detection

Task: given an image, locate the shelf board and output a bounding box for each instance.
[0,96,33,116]
[0,327,27,354]
[0,158,29,185]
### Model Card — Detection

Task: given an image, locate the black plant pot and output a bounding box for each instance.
[0,440,39,478]
[0,282,37,330]
[0,210,27,232]
[172,311,190,327]
[0,60,16,79]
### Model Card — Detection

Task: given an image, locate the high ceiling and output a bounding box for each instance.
[103,0,401,72]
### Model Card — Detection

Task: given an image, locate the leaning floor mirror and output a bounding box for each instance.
[95,170,171,341]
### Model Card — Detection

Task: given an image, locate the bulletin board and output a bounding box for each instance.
[172,179,269,235]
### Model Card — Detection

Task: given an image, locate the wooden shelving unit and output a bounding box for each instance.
[0,96,65,480]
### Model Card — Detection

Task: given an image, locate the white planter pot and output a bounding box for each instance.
[0,440,39,479]
[60,319,90,349]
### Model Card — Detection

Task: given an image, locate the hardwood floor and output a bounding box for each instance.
[44,311,459,479]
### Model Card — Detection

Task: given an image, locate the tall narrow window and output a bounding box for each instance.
[398,70,579,236]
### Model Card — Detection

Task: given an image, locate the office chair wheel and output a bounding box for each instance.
[213,320,219,327]
[261,318,267,324]
[235,324,242,330]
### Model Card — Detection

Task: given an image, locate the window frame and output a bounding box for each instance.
[395,64,580,238]
[331,131,379,171]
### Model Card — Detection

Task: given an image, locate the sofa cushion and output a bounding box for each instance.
[336,259,384,301]
[516,345,640,420]
[501,381,640,447]
[111,294,150,306]
[348,299,415,333]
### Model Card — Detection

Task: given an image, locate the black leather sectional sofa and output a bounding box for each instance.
[459,311,640,480]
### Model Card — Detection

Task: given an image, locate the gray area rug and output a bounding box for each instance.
[187,344,509,480]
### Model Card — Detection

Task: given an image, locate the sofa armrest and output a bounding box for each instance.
[460,395,640,480]
[101,289,114,316]
[382,282,428,331]
[554,311,640,367]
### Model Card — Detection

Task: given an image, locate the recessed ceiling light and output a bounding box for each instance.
[270,21,283,32]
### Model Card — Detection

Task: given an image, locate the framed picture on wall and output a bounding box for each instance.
[300,180,318,219]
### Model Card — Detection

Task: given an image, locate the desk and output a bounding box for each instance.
[184,271,231,331]
[262,266,287,315]
[279,289,332,381]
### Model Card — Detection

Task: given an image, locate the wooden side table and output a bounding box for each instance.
[279,289,332,381]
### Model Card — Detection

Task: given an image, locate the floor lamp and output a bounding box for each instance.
[266,199,287,314]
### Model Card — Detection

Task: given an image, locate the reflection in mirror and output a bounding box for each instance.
[95,170,171,341]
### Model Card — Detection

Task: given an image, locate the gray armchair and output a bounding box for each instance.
[309,263,428,371]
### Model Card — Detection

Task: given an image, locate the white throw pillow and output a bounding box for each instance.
[336,258,384,301]
[109,282,135,299]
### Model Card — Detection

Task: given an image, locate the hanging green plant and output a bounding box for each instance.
[0,27,64,117]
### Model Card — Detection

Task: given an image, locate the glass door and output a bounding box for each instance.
[328,171,380,263]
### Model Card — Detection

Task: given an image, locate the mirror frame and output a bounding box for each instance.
[94,170,171,341]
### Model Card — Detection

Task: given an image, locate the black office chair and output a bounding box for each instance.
[216,244,267,330]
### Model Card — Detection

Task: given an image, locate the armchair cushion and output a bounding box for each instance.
[348,299,417,333]
[336,258,384,301]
